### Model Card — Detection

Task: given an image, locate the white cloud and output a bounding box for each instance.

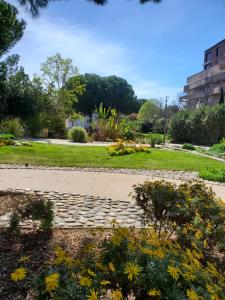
[10,11,132,77]
[8,1,181,100]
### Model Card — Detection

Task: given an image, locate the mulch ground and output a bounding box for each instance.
[0,228,110,300]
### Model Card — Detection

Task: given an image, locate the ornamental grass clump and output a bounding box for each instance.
[68,126,88,143]
[107,139,151,156]
[15,223,225,299]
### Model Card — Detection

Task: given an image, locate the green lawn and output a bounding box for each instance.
[0,143,224,172]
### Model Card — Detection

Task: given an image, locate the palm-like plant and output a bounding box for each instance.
[17,0,162,17]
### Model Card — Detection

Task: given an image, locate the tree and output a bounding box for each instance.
[137,99,161,122]
[0,0,25,57]
[16,0,162,16]
[69,73,140,117]
[41,53,79,89]
[0,55,39,119]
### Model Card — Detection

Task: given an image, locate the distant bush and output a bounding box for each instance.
[210,138,225,154]
[199,168,225,183]
[182,143,196,151]
[0,118,24,137]
[169,105,225,145]
[149,133,163,147]
[68,126,87,143]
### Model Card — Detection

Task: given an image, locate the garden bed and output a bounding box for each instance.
[0,228,109,299]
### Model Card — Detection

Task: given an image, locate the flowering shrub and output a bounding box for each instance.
[12,224,225,299]
[107,139,151,156]
[132,180,225,254]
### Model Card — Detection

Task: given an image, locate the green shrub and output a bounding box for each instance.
[182,143,196,151]
[0,133,16,145]
[68,126,87,143]
[132,180,225,253]
[9,197,54,233]
[0,133,15,140]
[26,112,49,137]
[149,133,163,147]
[210,138,225,154]
[0,118,24,137]
[169,105,225,145]
[199,168,225,183]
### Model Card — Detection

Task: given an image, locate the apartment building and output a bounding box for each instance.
[180,39,225,107]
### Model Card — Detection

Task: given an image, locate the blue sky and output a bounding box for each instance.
[8,0,225,101]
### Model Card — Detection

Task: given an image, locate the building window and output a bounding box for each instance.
[216,47,220,57]
[205,52,211,62]
[205,63,212,70]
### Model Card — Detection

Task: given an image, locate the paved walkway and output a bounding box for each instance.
[0,165,224,228]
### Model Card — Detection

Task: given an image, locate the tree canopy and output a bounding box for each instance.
[68,73,141,116]
[17,0,162,16]
[138,99,162,122]
[0,0,25,57]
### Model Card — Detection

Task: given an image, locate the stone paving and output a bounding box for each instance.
[0,164,198,181]
[0,165,224,229]
[0,189,143,228]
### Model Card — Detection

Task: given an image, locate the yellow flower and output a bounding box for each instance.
[183,272,196,282]
[111,289,123,300]
[187,289,199,300]
[148,288,161,296]
[167,265,180,280]
[45,273,60,293]
[192,250,203,260]
[87,269,96,277]
[18,256,30,263]
[11,267,27,281]
[194,230,203,240]
[211,295,219,300]
[203,240,208,248]
[87,289,98,300]
[111,233,122,246]
[53,246,66,265]
[109,262,116,272]
[100,280,111,285]
[79,276,92,287]
[124,262,141,281]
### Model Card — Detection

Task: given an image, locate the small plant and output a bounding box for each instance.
[199,168,225,183]
[9,196,54,233]
[149,133,163,147]
[182,143,196,151]
[0,118,24,137]
[68,126,87,143]
[210,138,225,154]
[0,133,16,140]
[107,139,151,156]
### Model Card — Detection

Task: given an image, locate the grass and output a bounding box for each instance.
[0,143,224,172]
